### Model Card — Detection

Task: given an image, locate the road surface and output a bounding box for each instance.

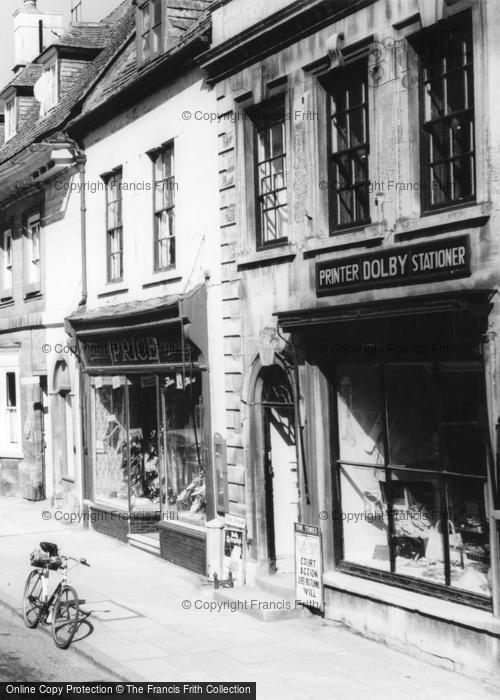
[0,603,118,682]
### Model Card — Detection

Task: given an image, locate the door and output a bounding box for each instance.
[261,367,298,574]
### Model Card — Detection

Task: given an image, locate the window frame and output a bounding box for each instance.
[24,214,42,298]
[4,96,17,141]
[0,352,22,458]
[137,0,165,64]
[1,228,13,299]
[104,168,124,284]
[415,13,476,213]
[44,61,59,113]
[331,359,491,610]
[324,59,371,232]
[150,143,176,272]
[251,99,290,250]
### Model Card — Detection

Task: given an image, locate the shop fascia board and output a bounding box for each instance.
[275,290,495,329]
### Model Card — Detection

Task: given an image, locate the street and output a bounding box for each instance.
[0,604,118,682]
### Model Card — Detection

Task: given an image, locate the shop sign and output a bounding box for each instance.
[316,236,470,296]
[295,523,323,610]
[82,332,189,367]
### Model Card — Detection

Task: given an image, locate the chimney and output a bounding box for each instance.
[13,0,64,70]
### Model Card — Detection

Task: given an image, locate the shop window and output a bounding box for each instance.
[326,60,370,229]
[93,377,128,508]
[151,144,175,271]
[418,16,475,210]
[1,229,13,297]
[335,361,491,602]
[104,169,123,283]
[92,371,206,521]
[160,371,206,522]
[254,106,289,248]
[138,0,164,64]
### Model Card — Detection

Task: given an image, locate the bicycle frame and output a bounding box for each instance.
[37,557,76,618]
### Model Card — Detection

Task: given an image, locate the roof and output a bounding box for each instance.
[0,0,214,168]
[77,0,213,119]
[2,64,43,91]
[0,0,135,167]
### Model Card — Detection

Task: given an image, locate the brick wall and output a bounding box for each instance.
[89,505,130,544]
[158,522,206,575]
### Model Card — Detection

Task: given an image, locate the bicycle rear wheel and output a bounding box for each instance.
[22,570,43,628]
[51,584,80,649]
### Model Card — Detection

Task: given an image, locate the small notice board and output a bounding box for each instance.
[294,523,323,611]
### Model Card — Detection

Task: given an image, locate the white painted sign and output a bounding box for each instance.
[295,523,323,610]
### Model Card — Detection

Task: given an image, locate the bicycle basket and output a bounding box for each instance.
[29,547,50,568]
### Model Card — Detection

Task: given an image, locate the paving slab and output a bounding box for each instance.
[0,497,498,699]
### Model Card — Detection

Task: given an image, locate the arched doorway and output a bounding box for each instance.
[252,363,298,574]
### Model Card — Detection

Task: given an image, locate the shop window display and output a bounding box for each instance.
[93,377,128,508]
[335,362,491,601]
[92,371,207,521]
[160,371,206,523]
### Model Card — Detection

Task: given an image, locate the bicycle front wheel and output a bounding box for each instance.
[22,570,43,628]
[51,584,80,649]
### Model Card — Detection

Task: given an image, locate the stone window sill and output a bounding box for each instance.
[323,570,500,635]
[237,244,296,270]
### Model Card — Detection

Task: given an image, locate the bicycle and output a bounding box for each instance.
[22,541,90,649]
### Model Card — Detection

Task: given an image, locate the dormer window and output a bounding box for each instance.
[138,0,164,63]
[35,62,58,117]
[45,63,58,111]
[4,97,17,141]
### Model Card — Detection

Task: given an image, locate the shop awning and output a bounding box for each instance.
[65,284,208,372]
[275,290,495,330]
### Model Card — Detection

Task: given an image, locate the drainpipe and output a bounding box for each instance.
[75,151,88,306]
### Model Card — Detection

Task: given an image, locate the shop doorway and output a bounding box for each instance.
[260,365,298,574]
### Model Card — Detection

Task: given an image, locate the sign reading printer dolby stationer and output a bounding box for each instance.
[295,523,323,610]
[316,236,471,296]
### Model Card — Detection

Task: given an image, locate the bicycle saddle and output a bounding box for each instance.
[40,542,59,557]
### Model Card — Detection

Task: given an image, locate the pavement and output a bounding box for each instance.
[0,497,498,699]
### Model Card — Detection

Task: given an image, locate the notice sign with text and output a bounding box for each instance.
[295,523,323,610]
[316,235,470,296]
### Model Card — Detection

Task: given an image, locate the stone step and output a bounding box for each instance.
[127,533,160,556]
[255,572,296,601]
[212,585,310,622]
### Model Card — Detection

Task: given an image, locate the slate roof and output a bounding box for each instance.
[0,0,135,167]
[78,0,213,118]
[0,0,214,168]
[2,64,43,90]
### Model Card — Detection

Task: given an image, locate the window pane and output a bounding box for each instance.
[391,471,445,585]
[152,0,162,25]
[141,4,150,32]
[258,127,271,162]
[447,477,491,598]
[127,376,160,508]
[161,371,206,523]
[340,465,389,571]
[94,377,128,508]
[451,155,474,200]
[425,78,444,122]
[386,364,439,468]
[336,365,385,465]
[271,122,284,157]
[6,372,16,407]
[446,69,466,114]
[349,107,366,147]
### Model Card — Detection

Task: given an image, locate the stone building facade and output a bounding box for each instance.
[201,0,500,683]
